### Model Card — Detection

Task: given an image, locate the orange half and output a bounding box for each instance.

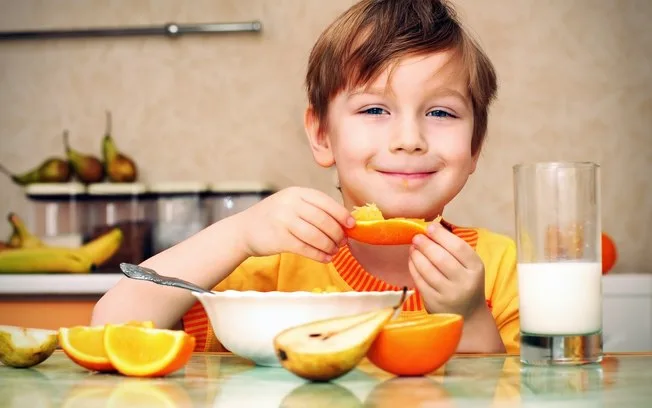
[367,313,463,376]
[104,325,195,378]
[59,321,154,372]
[346,203,441,245]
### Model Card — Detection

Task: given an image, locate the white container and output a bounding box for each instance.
[150,182,208,253]
[518,262,602,335]
[25,183,87,248]
[208,181,275,223]
[87,182,153,268]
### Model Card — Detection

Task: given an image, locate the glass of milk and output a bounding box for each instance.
[514,162,603,365]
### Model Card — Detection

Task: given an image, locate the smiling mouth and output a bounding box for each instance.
[377,171,435,179]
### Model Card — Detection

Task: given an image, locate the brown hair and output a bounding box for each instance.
[306,0,497,154]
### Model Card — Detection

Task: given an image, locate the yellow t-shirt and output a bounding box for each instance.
[182,221,520,353]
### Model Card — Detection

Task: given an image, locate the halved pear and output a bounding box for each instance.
[273,289,407,382]
[0,325,59,368]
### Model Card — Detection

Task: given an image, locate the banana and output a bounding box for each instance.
[7,213,44,249]
[4,210,122,269]
[80,228,123,267]
[0,247,94,274]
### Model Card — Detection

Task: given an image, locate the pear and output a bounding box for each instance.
[0,325,59,368]
[7,212,44,249]
[63,130,104,184]
[274,288,407,382]
[0,158,71,186]
[102,111,137,183]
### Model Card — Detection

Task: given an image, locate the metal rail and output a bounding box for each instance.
[0,21,262,41]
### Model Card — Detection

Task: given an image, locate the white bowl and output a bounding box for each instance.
[192,290,412,367]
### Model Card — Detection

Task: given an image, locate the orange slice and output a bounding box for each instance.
[346,203,441,245]
[104,325,195,377]
[367,313,463,376]
[59,321,154,372]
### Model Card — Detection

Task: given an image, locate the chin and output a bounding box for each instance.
[371,201,441,221]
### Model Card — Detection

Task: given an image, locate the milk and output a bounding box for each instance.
[518,262,602,335]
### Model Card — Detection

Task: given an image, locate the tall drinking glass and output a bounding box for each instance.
[514,162,603,365]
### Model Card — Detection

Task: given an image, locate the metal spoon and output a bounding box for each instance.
[119,262,212,294]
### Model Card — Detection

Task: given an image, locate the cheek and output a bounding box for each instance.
[330,119,377,164]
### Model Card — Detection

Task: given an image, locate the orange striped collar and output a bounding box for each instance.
[332,219,480,312]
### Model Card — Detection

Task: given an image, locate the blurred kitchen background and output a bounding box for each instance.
[0,1,650,349]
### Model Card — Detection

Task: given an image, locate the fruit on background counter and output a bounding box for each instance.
[0,158,71,186]
[346,203,442,245]
[79,228,123,268]
[0,325,59,368]
[601,233,617,275]
[63,129,104,184]
[366,313,463,376]
[0,247,95,274]
[7,212,44,249]
[102,110,137,183]
[0,213,123,273]
[273,288,408,382]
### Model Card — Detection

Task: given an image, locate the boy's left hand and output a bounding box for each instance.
[408,222,486,318]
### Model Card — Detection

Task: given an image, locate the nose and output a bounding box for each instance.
[388,117,428,154]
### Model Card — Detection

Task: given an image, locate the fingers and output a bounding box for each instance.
[426,222,481,270]
[287,217,338,262]
[408,257,441,307]
[297,200,347,248]
[408,244,449,291]
[301,189,355,228]
[412,234,462,279]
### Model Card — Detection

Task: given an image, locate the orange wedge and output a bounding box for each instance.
[59,321,154,372]
[367,313,463,376]
[346,203,441,245]
[104,325,195,378]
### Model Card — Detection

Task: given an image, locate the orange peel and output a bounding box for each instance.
[345,203,442,245]
[367,313,463,376]
[104,325,195,378]
[59,321,154,372]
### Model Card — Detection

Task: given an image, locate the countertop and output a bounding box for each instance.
[0,272,649,296]
[0,274,122,296]
[1,351,651,407]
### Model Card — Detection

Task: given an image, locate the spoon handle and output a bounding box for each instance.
[119,263,212,294]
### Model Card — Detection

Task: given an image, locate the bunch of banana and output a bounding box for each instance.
[0,213,123,274]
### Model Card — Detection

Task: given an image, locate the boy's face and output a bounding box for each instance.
[307,50,478,220]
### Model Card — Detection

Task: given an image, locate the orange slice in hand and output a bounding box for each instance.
[367,313,463,376]
[104,325,195,377]
[346,203,441,245]
[59,321,154,372]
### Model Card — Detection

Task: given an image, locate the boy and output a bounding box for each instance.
[92,0,519,354]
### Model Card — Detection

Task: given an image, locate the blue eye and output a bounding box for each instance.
[427,109,455,118]
[362,107,387,115]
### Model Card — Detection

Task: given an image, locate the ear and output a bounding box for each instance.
[469,146,482,174]
[304,106,335,168]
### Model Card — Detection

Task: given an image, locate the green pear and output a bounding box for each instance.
[0,325,59,368]
[63,130,104,184]
[102,111,137,183]
[0,158,71,186]
[273,289,407,382]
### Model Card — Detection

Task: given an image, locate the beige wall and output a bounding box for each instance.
[0,0,650,273]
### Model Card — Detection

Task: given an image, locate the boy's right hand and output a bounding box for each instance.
[237,187,355,263]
